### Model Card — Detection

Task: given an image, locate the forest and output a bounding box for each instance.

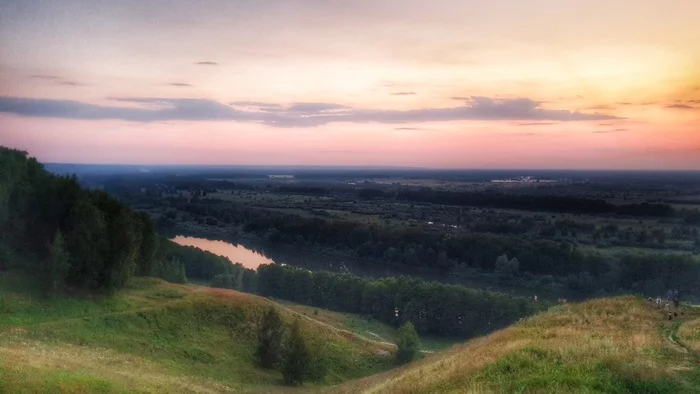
[212,264,542,337]
[0,147,186,292]
[162,196,700,299]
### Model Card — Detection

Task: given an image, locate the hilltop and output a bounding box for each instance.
[335,297,700,393]
[0,273,394,393]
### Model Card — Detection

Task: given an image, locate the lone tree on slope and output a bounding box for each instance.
[395,321,421,365]
[256,307,285,369]
[282,319,311,386]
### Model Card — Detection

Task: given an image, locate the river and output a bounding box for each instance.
[171,235,275,270]
[169,234,532,297]
[169,234,392,275]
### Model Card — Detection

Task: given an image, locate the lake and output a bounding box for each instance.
[171,235,275,270]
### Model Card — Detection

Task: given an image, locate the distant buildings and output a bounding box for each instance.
[268,175,295,179]
[491,176,559,183]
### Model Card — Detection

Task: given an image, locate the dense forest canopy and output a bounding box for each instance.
[226,264,542,337]
[162,195,700,298]
[0,147,185,291]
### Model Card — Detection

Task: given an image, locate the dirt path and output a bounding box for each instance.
[665,306,700,363]
[274,302,434,354]
[275,302,434,353]
[667,325,689,354]
[274,301,395,350]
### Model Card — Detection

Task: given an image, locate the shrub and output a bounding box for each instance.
[395,322,420,365]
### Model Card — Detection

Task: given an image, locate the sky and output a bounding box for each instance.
[1,0,699,169]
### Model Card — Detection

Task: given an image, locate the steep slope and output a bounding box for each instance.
[335,298,700,393]
[0,273,394,393]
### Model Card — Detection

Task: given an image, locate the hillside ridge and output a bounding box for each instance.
[333,297,700,393]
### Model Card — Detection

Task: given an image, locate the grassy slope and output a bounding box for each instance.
[677,309,700,354]
[277,301,461,352]
[335,298,700,394]
[5,270,700,394]
[0,273,394,393]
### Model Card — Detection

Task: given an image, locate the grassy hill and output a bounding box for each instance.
[4,268,700,394]
[335,298,700,393]
[277,301,461,353]
[0,272,394,393]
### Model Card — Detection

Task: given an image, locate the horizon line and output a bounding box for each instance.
[43,162,700,172]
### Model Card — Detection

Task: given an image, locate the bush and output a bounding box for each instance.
[395,322,420,365]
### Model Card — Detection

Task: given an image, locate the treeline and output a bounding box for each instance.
[0,147,185,292]
[352,188,673,217]
[170,198,700,297]
[211,265,257,293]
[161,240,240,281]
[187,197,587,275]
[213,264,542,337]
[394,189,673,217]
[270,185,677,217]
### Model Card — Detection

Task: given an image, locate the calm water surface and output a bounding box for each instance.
[171,235,274,270]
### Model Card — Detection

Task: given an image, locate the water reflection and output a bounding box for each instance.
[171,235,274,270]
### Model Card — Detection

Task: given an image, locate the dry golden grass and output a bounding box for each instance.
[678,316,700,352]
[332,297,700,394]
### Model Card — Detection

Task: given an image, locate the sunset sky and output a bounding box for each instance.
[1,0,699,169]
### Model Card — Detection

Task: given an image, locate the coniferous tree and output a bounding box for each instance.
[176,261,188,284]
[137,213,158,276]
[395,321,420,365]
[66,197,106,288]
[256,307,285,369]
[104,208,140,290]
[45,230,70,294]
[282,319,311,386]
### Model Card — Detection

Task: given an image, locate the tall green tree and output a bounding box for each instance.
[137,212,158,276]
[176,261,188,284]
[105,208,140,289]
[395,321,420,365]
[256,307,285,369]
[44,230,70,294]
[282,319,311,386]
[66,197,107,288]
